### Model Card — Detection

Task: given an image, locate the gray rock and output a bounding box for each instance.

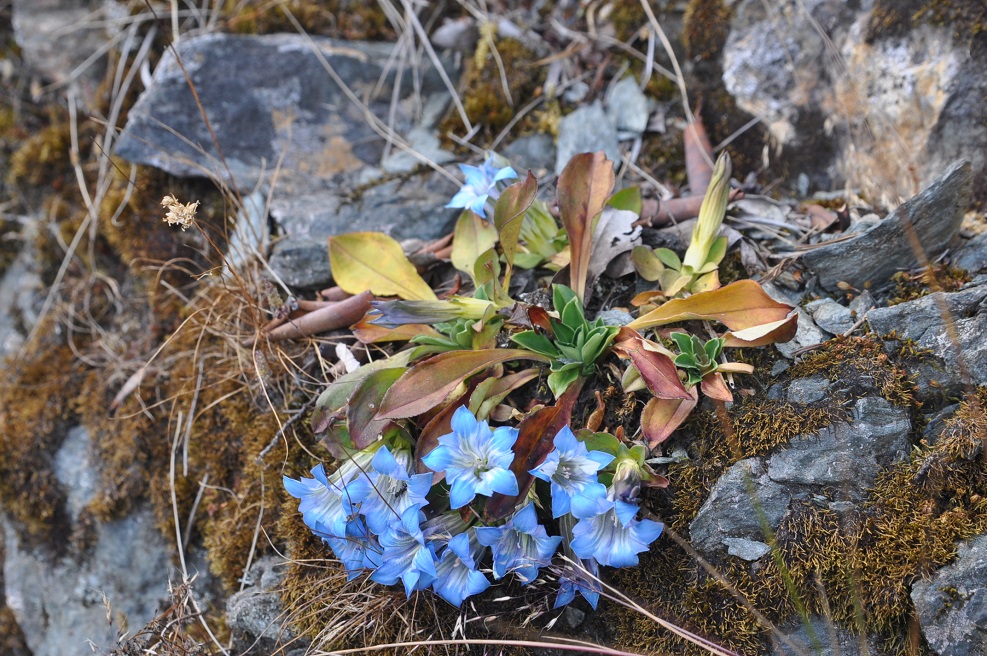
[117,33,454,193]
[776,308,825,359]
[270,170,459,243]
[771,616,880,656]
[12,0,114,107]
[689,458,791,556]
[912,534,987,656]
[785,376,830,405]
[227,556,306,654]
[722,2,987,201]
[596,309,634,326]
[4,509,172,656]
[954,232,987,274]
[804,297,854,335]
[867,283,987,388]
[802,161,973,292]
[767,397,910,499]
[503,133,557,176]
[691,397,910,558]
[268,238,332,290]
[226,191,270,272]
[555,102,621,175]
[723,538,772,561]
[922,404,960,446]
[606,76,651,139]
[849,289,875,315]
[53,425,96,523]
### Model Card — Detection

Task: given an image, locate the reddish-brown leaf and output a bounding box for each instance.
[494,171,538,272]
[378,349,551,419]
[612,328,691,400]
[484,379,584,520]
[701,372,734,402]
[641,388,698,448]
[557,151,615,303]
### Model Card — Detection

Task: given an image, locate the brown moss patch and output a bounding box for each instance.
[439,37,544,145]
[789,334,918,407]
[0,338,82,544]
[867,0,987,42]
[888,263,972,306]
[221,0,396,40]
[683,0,732,62]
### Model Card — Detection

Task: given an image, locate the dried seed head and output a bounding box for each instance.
[161,195,199,231]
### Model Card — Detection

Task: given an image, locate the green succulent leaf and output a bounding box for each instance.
[511,330,562,358]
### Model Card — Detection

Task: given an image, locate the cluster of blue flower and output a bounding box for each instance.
[284,407,663,609]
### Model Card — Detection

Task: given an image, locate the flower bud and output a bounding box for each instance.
[682,152,732,271]
[611,458,643,504]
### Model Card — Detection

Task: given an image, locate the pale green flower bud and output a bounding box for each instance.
[682,152,732,271]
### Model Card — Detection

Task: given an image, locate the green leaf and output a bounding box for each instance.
[557,152,615,304]
[511,331,562,358]
[703,337,725,362]
[451,211,498,284]
[311,352,414,432]
[473,247,501,287]
[552,284,578,314]
[328,232,436,300]
[607,187,643,215]
[669,332,694,356]
[347,367,406,449]
[654,248,682,270]
[548,364,582,398]
[631,246,665,281]
[475,368,540,420]
[704,235,729,268]
[576,430,621,457]
[379,349,551,419]
[559,295,585,330]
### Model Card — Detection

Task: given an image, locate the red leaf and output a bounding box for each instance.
[612,328,691,400]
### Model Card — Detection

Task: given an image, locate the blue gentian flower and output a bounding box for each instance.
[555,558,601,610]
[570,499,663,568]
[370,505,437,596]
[474,503,562,583]
[284,456,370,539]
[347,445,433,536]
[314,516,380,580]
[530,426,614,519]
[446,156,518,218]
[432,531,491,607]
[422,407,519,509]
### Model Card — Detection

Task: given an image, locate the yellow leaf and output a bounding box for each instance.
[451,212,498,283]
[328,232,437,301]
[628,280,793,332]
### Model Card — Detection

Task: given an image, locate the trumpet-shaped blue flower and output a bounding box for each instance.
[313,515,380,580]
[432,531,490,607]
[571,499,663,568]
[474,503,561,583]
[446,156,518,218]
[422,407,519,509]
[530,426,614,519]
[555,557,601,610]
[348,445,433,536]
[284,457,369,539]
[370,505,437,596]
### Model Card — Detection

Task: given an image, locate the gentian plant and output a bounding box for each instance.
[290,150,799,612]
